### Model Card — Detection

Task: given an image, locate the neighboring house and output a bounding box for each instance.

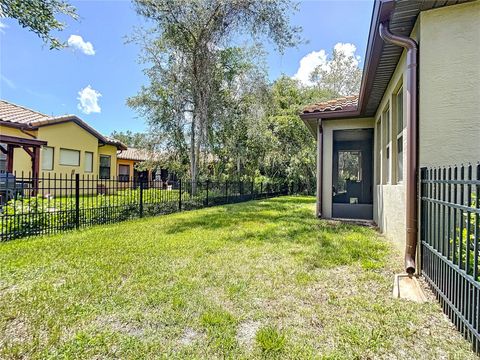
[0,100,126,179]
[117,147,168,183]
[300,0,479,273]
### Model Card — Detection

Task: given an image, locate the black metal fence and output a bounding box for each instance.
[0,174,291,241]
[421,163,480,352]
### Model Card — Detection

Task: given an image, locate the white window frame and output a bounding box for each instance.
[59,148,80,167]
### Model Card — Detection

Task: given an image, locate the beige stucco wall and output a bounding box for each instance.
[320,117,374,218]
[418,1,480,167]
[37,122,100,177]
[372,40,409,250]
[2,121,120,178]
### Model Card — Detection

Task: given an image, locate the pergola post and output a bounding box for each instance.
[32,146,40,195]
[6,145,14,173]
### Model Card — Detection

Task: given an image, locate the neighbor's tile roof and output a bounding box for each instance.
[0,100,50,124]
[104,136,127,149]
[118,148,158,162]
[302,95,359,114]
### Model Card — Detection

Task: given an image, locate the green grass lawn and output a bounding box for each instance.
[0,196,474,359]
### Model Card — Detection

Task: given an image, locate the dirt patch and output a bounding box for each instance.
[178,327,203,346]
[95,315,145,338]
[1,318,30,345]
[236,320,261,350]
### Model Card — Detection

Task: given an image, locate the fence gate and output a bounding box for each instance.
[420,164,480,351]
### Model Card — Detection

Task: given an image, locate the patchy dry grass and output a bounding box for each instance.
[0,196,475,359]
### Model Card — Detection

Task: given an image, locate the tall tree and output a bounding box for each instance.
[129,0,301,187]
[0,0,77,49]
[259,76,333,192]
[310,44,362,96]
[110,131,148,149]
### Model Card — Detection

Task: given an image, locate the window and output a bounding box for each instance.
[59,148,80,166]
[99,155,111,179]
[337,151,362,194]
[84,151,93,173]
[396,87,404,182]
[41,146,54,171]
[382,107,391,184]
[396,87,404,135]
[118,164,130,182]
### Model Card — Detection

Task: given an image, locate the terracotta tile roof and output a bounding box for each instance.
[118,148,159,162]
[302,95,359,114]
[104,136,127,150]
[0,100,50,124]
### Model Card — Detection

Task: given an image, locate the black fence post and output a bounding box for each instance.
[420,167,427,268]
[139,180,144,218]
[178,179,182,211]
[206,180,209,207]
[251,181,254,200]
[260,182,263,198]
[75,173,80,229]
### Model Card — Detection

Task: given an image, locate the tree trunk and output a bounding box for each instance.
[190,117,197,195]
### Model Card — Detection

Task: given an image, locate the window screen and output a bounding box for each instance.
[337,151,362,193]
[42,146,54,171]
[397,138,403,182]
[85,152,93,172]
[59,148,80,166]
[396,88,404,135]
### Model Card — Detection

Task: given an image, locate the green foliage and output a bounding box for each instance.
[452,193,478,276]
[110,131,149,149]
[200,309,237,353]
[255,326,287,355]
[1,0,77,49]
[129,0,302,183]
[310,44,362,96]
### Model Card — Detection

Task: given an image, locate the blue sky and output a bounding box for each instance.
[0,0,373,135]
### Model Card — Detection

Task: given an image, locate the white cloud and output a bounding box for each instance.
[293,42,361,86]
[292,50,327,87]
[77,85,102,114]
[333,42,360,66]
[67,35,95,55]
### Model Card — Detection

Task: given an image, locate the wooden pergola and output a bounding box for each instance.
[0,134,47,192]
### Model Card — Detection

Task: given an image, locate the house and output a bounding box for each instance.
[0,100,126,179]
[117,147,169,183]
[300,0,479,274]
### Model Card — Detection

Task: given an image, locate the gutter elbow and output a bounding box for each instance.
[379,21,418,51]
